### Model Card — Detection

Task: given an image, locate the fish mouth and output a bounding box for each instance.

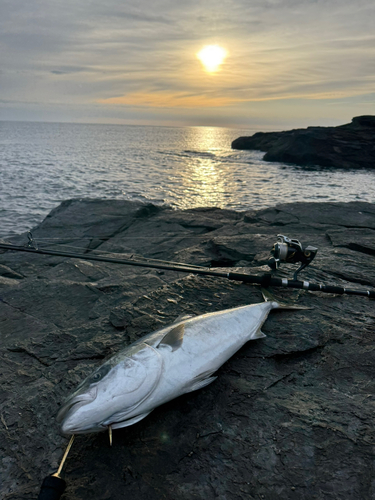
[57,387,98,425]
[61,421,107,435]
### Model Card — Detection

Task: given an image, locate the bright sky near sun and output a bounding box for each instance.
[197,46,227,73]
[0,0,374,128]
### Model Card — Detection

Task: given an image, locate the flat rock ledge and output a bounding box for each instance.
[1,198,375,500]
[232,115,375,169]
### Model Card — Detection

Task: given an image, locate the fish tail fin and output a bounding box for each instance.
[261,287,312,310]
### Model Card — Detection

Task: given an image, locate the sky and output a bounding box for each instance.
[0,0,374,129]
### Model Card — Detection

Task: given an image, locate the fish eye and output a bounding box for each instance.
[88,365,111,385]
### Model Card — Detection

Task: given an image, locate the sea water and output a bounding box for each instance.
[1,121,375,238]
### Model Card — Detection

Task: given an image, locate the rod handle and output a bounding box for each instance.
[37,475,66,500]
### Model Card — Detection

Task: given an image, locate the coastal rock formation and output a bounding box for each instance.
[1,199,375,499]
[232,115,375,169]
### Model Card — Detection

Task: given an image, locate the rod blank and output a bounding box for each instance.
[0,243,374,298]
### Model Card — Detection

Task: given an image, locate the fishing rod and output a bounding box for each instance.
[0,234,374,298]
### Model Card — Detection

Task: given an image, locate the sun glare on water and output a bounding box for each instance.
[197,45,227,73]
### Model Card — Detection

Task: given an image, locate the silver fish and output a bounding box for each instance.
[57,300,283,435]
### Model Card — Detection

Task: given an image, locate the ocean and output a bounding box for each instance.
[1,121,375,238]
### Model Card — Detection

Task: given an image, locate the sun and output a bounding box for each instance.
[197,45,227,73]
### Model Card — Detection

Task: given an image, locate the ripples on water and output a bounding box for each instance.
[1,121,375,237]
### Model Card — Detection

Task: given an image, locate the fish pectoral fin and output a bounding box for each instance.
[186,375,217,393]
[158,323,185,352]
[253,327,266,340]
[110,411,152,430]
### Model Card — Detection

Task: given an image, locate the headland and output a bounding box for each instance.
[232,115,375,169]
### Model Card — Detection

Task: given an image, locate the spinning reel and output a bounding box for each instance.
[268,235,318,280]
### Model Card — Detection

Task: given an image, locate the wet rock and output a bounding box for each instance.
[1,199,375,500]
[232,116,375,169]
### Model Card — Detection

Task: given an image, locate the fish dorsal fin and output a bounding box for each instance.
[172,314,193,324]
[158,323,185,351]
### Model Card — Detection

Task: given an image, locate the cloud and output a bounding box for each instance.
[1,0,375,125]
[98,91,243,108]
[50,66,89,75]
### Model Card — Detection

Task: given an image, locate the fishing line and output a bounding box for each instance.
[4,233,208,270]
[31,233,212,241]
[44,246,208,271]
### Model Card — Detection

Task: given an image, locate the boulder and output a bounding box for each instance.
[1,199,375,499]
[232,116,375,169]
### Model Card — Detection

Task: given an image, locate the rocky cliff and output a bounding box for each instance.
[232,115,375,169]
[1,199,375,499]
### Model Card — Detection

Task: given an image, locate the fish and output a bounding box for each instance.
[57,299,293,435]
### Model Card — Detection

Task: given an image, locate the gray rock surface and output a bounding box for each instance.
[231,115,375,169]
[1,199,375,499]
